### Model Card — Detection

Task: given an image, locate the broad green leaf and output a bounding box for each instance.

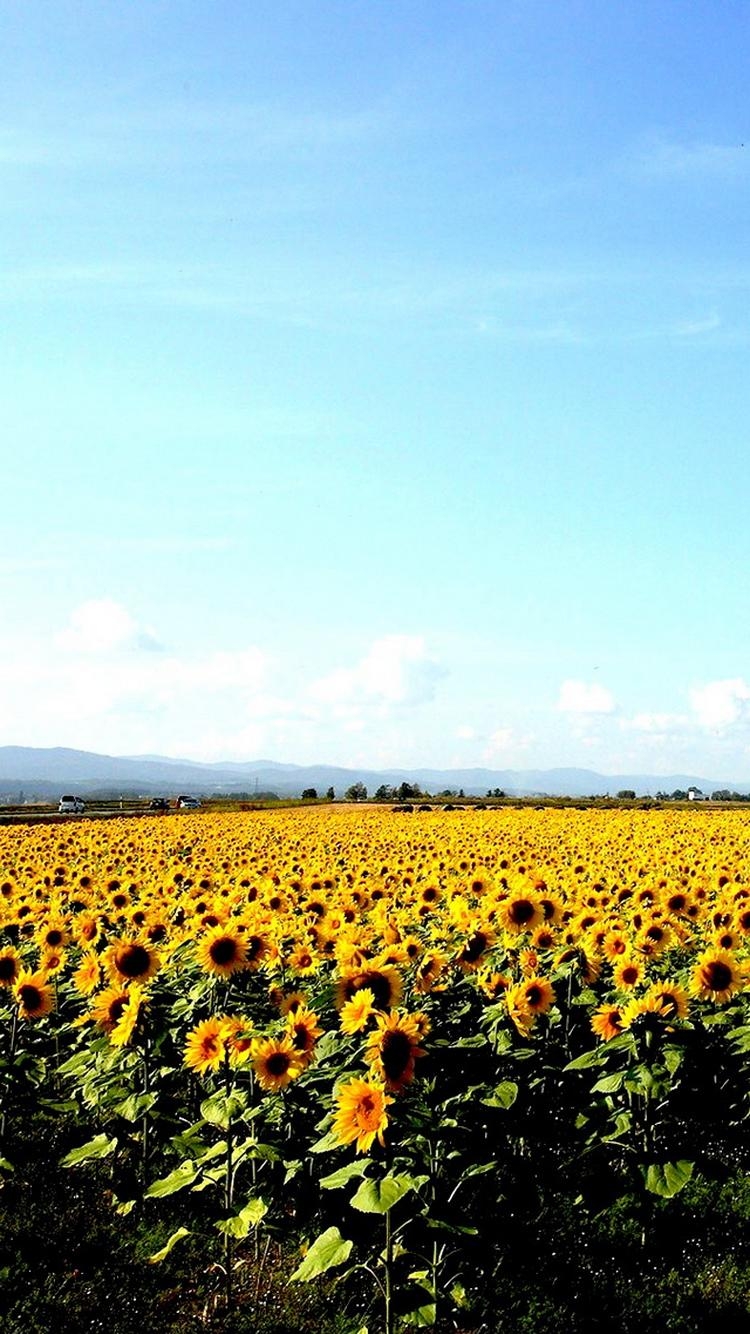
[115,1092,157,1122]
[309,1129,341,1154]
[290,1226,353,1281]
[200,1090,247,1129]
[0,1156,14,1174]
[350,1173,417,1214]
[215,1197,268,1238]
[564,1048,604,1071]
[61,1134,118,1168]
[592,1072,626,1094]
[481,1081,518,1109]
[145,1160,197,1197]
[403,1302,437,1326]
[320,1159,372,1190]
[148,1227,192,1263]
[644,1161,694,1198]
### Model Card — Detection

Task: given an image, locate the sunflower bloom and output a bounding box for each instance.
[340,987,377,1034]
[72,951,101,997]
[286,1008,323,1068]
[591,1003,624,1041]
[110,986,144,1047]
[104,939,160,986]
[691,949,744,1003]
[331,1077,394,1153]
[0,946,22,989]
[251,1035,302,1092]
[196,926,248,978]
[184,1016,229,1074]
[365,1011,426,1092]
[14,970,55,1021]
[455,927,495,972]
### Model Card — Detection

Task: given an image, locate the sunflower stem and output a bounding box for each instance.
[384,1204,394,1334]
[224,1053,235,1308]
[0,1004,19,1143]
[140,1030,150,1192]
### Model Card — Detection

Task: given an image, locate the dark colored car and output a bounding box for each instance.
[149,797,170,812]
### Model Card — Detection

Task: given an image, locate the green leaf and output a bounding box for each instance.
[481,1081,518,1109]
[145,1160,198,1198]
[61,1134,118,1168]
[148,1227,192,1263]
[0,1156,14,1174]
[564,1048,604,1071]
[350,1173,416,1214]
[290,1226,353,1281]
[592,1071,626,1094]
[115,1092,157,1122]
[320,1159,372,1190]
[200,1090,247,1129]
[644,1161,694,1198]
[309,1129,342,1154]
[215,1198,268,1238]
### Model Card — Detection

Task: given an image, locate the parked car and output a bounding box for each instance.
[177,795,201,809]
[59,795,85,814]
[149,797,171,812]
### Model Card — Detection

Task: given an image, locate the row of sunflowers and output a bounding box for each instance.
[3,805,750,1330]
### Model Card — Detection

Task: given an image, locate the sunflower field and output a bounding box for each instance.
[4,804,750,1333]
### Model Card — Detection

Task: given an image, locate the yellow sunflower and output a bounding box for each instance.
[14,970,55,1021]
[0,946,22,989]
[104,939,160,986]
[250,1035,302,1092]
[196,925,248,979]
[184,1016,229,1074]
[590,1003,624,1041]
[331,1076,393,1153]
[364,1011,426,1092]
[340,987,377,1034]
[691,949,744,1003]
[286,1008,323,1069]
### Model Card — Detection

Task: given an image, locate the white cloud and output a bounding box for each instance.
[558,679,616,715]
[309,635,444,710]
[672,314,721,337]
[455,725,477,740]
[56,599,162,653]
[633,136,748,178]
[690,678,750,730]
[622,711,688,735]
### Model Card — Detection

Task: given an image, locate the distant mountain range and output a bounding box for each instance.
[0,746,746,800]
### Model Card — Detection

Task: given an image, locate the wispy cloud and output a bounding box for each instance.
[671,313,721,337]
[630,134,749,178]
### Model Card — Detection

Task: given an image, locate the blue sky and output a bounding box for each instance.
[3,1,750,777]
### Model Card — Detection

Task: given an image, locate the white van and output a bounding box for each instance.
[59,795,85,814]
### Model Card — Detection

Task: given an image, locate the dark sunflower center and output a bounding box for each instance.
[461,932,488,964]
[108,998,127,1025]
[509,899,535,925]
[526,985,543,1008]
[116,944,150,978]
[266,1052,291,1076]
[621,967,639,985]
[246,936,265,961]
[45,929,64,947]
[361,972,393,1010]
[209,937,238,965]
[0,956,18,982]
[381,1030,412,1080]
[19,984,42,1010]
[705,961,733,991]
